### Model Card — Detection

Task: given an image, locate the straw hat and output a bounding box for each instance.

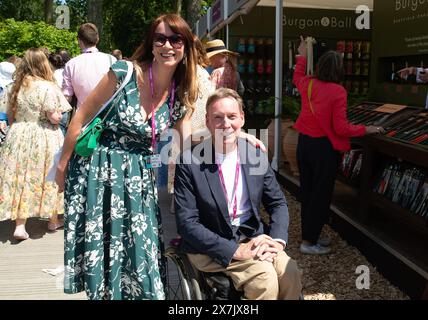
[0,62,15,89]
[204,39,238,59]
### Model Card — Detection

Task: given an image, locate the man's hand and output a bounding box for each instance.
[252,234,283,262]
[397,67,415,79]
[233,235,284,263]
[232,240,259,261]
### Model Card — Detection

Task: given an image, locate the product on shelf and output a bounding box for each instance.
[362,61,370,76]
[410,181,428,217]
[348,102,410,127]
[353,40,362,59]
[354,60,361,75]
[247,38,255,54]
[361,41,371,60]
[345,41,353,60]
[340,149,363,180]
[256,38,265,57]
[237,38,246,53]
[336,40,345,58]
[256,59,264,74]
[361,81,369,95]
[238,59,246,74]
[346,60,353,75]
[266,59,273,74]
[246,78,255,94]
[373,160,427,217]
[266,38,274,58]
[247,59,255,74]
[384,110,428,146]
[255,78,264,94]
[352,81,360,95]
[345,80,353,92]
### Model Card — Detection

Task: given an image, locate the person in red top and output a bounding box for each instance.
[293,37,382,255]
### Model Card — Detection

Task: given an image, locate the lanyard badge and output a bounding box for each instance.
[217,150,240,221]
[145,63,175,169]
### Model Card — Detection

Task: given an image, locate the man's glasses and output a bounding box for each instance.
[153,33,184,49]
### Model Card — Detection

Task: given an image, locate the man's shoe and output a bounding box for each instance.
[299,243,331,255]
[317,236,331,247]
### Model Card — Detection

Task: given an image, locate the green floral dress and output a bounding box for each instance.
[64,61,185,300]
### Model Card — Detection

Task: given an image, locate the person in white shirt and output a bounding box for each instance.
[398,66,428,108]
[174,88,302,300]
[62,23,116,108]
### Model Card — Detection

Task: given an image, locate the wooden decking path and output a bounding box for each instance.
[0,188,176,300]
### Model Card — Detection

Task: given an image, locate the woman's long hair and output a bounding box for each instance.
[129,14,198,112]
[8,48,55,120]
[193,35,210,68]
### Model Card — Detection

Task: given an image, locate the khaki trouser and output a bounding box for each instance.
[187,250,302,300]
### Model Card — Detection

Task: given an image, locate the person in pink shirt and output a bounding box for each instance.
[62,23,116,109]
[293,37,381,255]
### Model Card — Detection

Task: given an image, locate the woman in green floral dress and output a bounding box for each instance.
[55,14,199,300]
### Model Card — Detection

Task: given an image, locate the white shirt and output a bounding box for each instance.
[62,46,116,108]
[54,68,64,88]
[416,68,428,108]
[215,149,252,227]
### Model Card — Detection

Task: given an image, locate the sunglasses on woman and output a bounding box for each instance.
[153,33,184,49]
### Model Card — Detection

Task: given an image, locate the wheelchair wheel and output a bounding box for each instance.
[164,246,203,300]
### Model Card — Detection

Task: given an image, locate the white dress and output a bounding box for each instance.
[167,65,215,193]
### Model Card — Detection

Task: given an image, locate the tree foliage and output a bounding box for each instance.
[0,19,80,60]
[103,0,176,56]
[0,0,216,58]
[0,0,44,22]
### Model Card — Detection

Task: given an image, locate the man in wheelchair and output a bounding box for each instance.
[174,88,302,300]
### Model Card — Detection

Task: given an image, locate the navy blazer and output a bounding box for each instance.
[174,138,289,267]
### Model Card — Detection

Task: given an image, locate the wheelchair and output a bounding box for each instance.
[164,244,243,300]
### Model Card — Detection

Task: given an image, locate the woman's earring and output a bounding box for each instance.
[182,54,187,65]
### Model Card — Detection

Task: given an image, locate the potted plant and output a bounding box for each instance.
[281,96,301,176]
[263,96,300,173]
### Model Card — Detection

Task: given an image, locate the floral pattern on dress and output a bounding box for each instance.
[64,60,186,300]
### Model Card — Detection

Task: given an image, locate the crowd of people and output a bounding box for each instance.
[0,14,387,301]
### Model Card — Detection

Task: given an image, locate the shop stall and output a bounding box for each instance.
[332,0,428,299]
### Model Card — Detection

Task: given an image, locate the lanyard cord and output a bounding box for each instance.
[217,150,240,221]
[148,63,175,151]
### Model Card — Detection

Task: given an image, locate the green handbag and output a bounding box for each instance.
[74,117,105,157]
[74,61,133,157]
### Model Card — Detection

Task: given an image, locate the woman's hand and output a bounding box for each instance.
[0,121,7,134]
[365,125,385,135]
[239,131,267,152]
[47,110,62,125]
[55,162,68,193]
[297,36,307,57]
